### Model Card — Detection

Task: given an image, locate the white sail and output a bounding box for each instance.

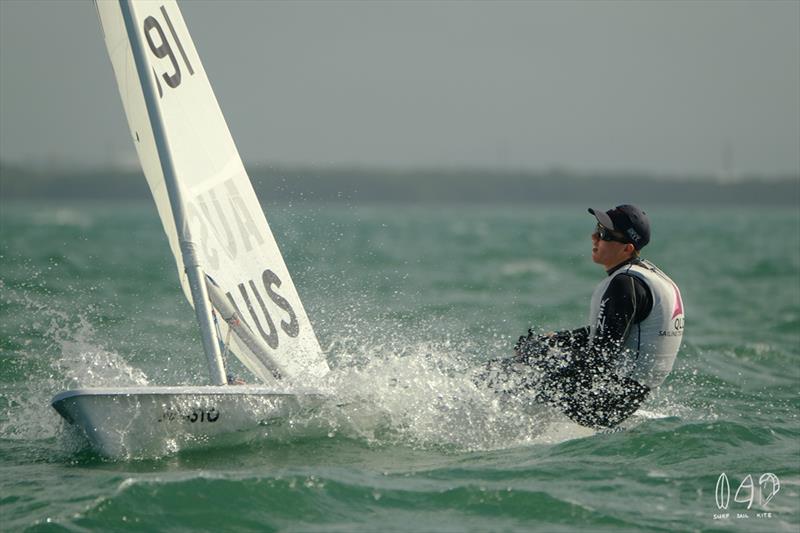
[94,0,328,381]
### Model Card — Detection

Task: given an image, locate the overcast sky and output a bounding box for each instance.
[1,0,798,176]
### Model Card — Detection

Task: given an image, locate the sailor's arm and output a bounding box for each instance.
[542,326,590,350]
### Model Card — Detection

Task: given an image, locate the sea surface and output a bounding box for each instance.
[1,199,798,532]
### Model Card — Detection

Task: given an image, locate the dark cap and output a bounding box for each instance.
[588,204,651,250]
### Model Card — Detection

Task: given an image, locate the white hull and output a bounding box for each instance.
[52,386,329,458]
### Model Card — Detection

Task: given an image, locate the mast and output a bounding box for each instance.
[118,0,226,385]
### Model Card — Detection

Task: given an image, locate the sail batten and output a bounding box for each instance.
[95,0,329,382]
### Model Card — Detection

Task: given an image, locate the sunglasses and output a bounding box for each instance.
[594,223,629,244]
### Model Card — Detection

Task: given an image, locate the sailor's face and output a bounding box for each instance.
[591,230,629,269]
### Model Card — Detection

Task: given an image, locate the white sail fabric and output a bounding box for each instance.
[94,0,328,381]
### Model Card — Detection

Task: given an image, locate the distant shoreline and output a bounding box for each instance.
[1,161,797,206]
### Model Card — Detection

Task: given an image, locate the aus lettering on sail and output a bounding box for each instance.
[185,176,300,352]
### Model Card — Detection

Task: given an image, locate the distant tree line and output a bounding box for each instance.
[1,160,797,206]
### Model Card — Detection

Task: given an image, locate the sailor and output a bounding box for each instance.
[486,205,685,429]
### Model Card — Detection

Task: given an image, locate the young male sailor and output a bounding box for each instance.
[486,204,685,429]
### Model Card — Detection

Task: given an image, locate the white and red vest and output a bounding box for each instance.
[588,260,685,388]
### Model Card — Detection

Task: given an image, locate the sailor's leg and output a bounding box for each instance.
[559,375,650,429]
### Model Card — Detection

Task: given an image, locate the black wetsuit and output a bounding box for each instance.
[489,258,654,429]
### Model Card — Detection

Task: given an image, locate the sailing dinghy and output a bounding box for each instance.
[52,0,330,458]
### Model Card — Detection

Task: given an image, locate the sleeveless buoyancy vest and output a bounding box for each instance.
[588,260,685,388]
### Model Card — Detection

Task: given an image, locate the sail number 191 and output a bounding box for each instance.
[143,5,194,97]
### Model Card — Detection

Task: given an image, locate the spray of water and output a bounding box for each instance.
[305,326,597,452]
[1,268,703,458]
[0,279,148,445]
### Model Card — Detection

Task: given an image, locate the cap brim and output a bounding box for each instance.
[588,208,614,229]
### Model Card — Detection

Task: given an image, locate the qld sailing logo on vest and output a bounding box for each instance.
[659,282,684,337]
[713,472,780,521]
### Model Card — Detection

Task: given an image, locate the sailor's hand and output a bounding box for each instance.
[513,335,525,353]
[227,374,246,385]
[539,331,565,348]
[514,328,536,353]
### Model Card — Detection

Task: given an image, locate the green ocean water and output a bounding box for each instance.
[1,199,798,532]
